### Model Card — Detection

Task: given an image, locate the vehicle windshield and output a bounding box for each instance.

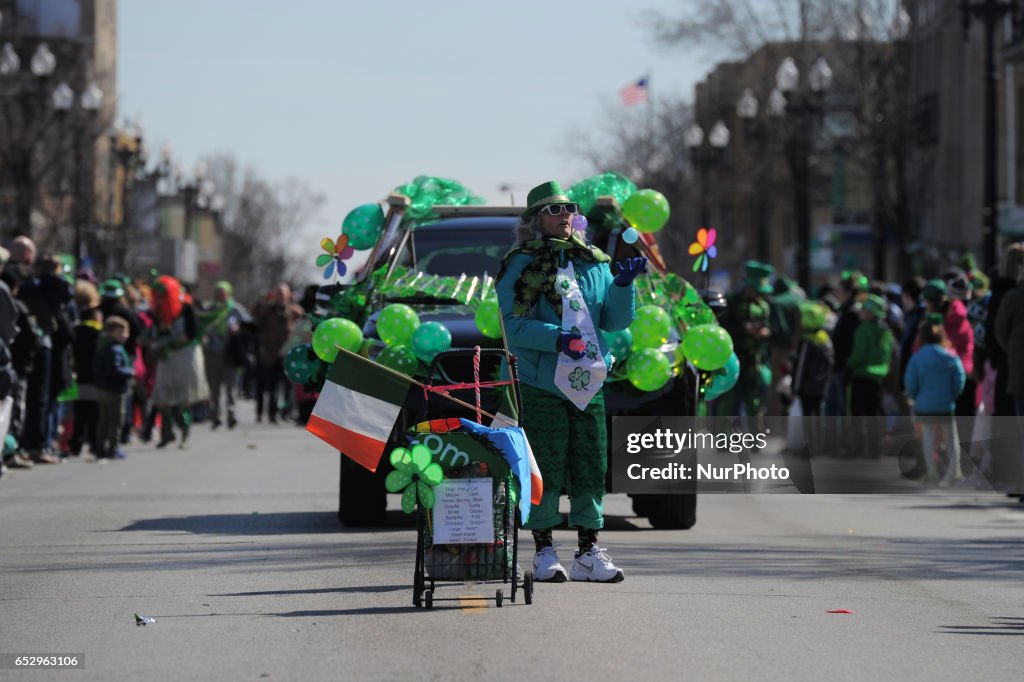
[405,225,514,277]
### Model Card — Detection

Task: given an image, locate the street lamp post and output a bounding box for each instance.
[774,56,832,292]
[961,0,1019,272]
[685,120,730,227]
[54,80,103,266]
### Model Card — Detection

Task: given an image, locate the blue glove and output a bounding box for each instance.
[613,257,648,286]
[556,331,586,360]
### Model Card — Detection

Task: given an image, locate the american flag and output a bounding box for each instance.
[619,77,648,106]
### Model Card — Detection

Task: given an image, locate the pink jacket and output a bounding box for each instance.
[944,299,974,376]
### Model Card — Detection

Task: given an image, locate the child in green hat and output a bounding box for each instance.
[846,294,893,455]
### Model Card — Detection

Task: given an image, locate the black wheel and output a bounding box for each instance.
[647,494,697,529]
[338,454,387,526]
[524,571,534,605]
[631,495,657,518]
[897,437,925,479]
[495,589,503,608]
[424,590,433,609]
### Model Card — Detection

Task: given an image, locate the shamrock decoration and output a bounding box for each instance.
[569,299,582,312]
[688,227,717,273]
[585,341,599,360]
[558,276,572,294]
[568,367,591,391]
[316,234,356,280]
[385,444,444,513]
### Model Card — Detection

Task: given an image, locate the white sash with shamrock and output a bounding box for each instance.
[553,262,607,411]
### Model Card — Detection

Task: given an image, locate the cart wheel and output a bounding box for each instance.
[496,589,503,608]
[424,590,433,610]
[413,587,422,608]
[524,570,534,605]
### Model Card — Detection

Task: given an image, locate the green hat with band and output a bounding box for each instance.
[523,181,571,218]
[861,294,887,318]
[743,260,775,294]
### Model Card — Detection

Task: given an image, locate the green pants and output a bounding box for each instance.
[519,383,607,531]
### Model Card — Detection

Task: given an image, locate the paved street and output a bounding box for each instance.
[1,408,1023,682]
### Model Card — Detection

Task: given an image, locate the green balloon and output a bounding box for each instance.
[377,303,420,346]
[411,321,452,364]
[377,344,419,375]
[626,348,672,392]
[602,328,633,361]
[284,344,321,384]
[312,318,364,363]
[474,299,502,338]
[681,324,734,371]
[630,305,672,350]
[622,189,670,234]
[342,203,385,250]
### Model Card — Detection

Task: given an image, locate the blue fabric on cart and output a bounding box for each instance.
[458,418,533,524]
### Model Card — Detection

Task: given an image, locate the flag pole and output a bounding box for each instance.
[333,346,510,425]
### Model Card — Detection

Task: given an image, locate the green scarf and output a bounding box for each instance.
[497,234,610,318]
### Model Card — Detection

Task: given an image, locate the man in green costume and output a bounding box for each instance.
[717,261,773,421]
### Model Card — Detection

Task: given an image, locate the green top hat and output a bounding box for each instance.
[861,294,887,318]
[523,181,571,218]
[100,278,125,299]
[743,260,775,294]
[921,278,947,303]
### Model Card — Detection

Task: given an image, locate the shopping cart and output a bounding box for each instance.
[409,347,534,609]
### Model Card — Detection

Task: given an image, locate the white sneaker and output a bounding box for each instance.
[532,546,567,582]
[570,544,624,583]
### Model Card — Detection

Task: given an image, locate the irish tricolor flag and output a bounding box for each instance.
[306,349,411,472]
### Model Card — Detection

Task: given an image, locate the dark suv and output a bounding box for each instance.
[337,205,698,529]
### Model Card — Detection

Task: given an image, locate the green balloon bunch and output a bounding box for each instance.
[630,305,672,350]
[342,204,385,250]
[411,321,452,364]
[622,189,670,234]
[377,303,420,346]
[474,299,502,338]
[312,317,364,363]
[627,348,672,392]
[566,172,638,216]
[681,324,734,371]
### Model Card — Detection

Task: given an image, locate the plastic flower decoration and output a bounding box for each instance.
[316,234,355,280]
[385,444,444,513]
[688,227,718,273]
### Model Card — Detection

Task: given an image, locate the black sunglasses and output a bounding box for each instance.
[540,203,579,216]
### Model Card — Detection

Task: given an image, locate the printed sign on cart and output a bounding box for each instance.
[432,478,494,544]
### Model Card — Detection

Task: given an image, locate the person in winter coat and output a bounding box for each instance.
[846,294,893,456]
[93,317,135,459]
[905,314,966,485]
[792,301,834,457]
[69,307,102,456]
[497,181,643,584]
[827,271,868,418]
[945,276,977,416]
[918,279,974,413]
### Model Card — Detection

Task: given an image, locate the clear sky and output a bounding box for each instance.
[117,0,709,264]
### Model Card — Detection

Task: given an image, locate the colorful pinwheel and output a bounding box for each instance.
[689,227,717,273]
[384,444,444,513]
[316,234,355,279]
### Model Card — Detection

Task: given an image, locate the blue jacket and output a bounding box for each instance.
[496,252,634,397]
[903,344,966,415]
[93,339,134,394]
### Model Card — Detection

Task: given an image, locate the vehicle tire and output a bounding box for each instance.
[647,494,697,530]
[524,571,534,605]
[631,495,657,518]
[897,437,925,480]
[338,454,387,526]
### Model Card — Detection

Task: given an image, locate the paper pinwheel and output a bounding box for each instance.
[688,227,717,273]
[385,444,444,513]
[316,234,355,279]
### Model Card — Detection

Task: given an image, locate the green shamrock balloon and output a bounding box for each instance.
[626,348,672,391]
[385,444,444,513]
[411,321,452,364]
[377,344,419,374]
[622,189,670,234]
[629,305,672,350]
[342,203,385,250]
[474,299,502,338]
[377,303,420,346]
[312,318,364,363]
